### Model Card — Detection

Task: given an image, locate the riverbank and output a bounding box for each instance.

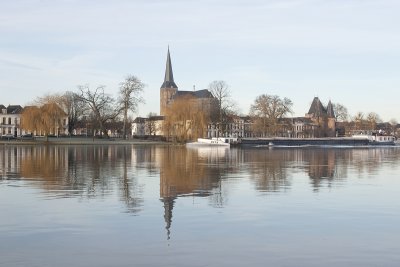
[0,136,169,146]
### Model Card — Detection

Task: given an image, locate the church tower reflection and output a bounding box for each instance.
[159,146,227,239]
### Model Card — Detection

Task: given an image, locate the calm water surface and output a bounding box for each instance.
[1,145,400,267]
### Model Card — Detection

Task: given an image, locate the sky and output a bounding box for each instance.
[1,0,400,122]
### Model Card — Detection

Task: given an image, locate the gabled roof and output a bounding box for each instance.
[173,89,214,99]
[326,100,335,118]
[0,104,6,110]
[160,47,178,89]
[307,97,326,117]
[7,105,23,114]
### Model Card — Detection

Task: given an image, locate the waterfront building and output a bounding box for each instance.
[132,116,165,137]
[159,48,218,119]
[207,115,254,138]
[305,97,337,137]
[0,105,23,137]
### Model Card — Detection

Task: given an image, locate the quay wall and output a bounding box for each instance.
[240,138,370,147]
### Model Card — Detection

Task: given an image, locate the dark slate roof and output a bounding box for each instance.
[0,105,6,110]
[307,97,326,116]
[160,47,178,89]
[173,89,214,99]
[7,105,23,114]
[290,117,314,124]
[133,117,146,123]
[148,115,165,121]
[326,100,335,118]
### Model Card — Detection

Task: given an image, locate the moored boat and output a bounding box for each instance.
[352,131,396,146]
[186,138,230,147]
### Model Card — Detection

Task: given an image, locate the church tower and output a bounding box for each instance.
[160,47,178,116]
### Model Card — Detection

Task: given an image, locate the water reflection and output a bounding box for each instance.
[1,145,400,236]
[2,146,400,197]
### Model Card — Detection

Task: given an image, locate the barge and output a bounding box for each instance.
[240,137,372,147]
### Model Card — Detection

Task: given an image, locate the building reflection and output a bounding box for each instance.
[1,145,400,239]
[159,146,229,239]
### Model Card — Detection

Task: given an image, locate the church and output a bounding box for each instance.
[159,48,217,118]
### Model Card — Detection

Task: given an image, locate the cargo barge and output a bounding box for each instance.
[240,137,371,147]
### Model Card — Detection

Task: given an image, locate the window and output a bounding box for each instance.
[8,117,11,125]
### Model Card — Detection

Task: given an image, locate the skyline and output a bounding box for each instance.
[1,0,400,121]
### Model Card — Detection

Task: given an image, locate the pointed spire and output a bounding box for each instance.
[162,197,175,240]
[308,97,326,117]
[161,47,178,89]
[326,100,335,118]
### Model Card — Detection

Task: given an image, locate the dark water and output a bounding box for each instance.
[1,145,400,267]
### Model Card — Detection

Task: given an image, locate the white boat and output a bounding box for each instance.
[352,131,396,146]
[186,138,230,147]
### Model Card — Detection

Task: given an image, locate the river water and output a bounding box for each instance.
[1,145,399,267]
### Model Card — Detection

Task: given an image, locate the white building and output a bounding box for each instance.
[132,116,165,137]
[208,116,254,138]
[0,105,24,137]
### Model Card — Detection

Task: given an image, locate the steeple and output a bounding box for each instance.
[326,100,335,118]
[308,97,326,117]
[161,47,178,89]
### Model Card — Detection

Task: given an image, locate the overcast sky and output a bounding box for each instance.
[1,0,400,121]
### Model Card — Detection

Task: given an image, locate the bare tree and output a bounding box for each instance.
[209,80,230,120]
[208,80,236,135]
[146,112,158,136]
[118,75,145,139]
[389,118,398,136]
[77,85,120,138]
[60,91,86,135]
[33,92,85,135]
[249,94,293,137]
[366,112,381,130]
[352,112,365,131]
[333,103,349,122]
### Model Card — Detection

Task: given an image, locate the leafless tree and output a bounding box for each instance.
[118,75,145,139]
[77,85,120,138]
[333,103,349,122]
[352,112,365,131]
[249,94,293,137]
[389,118,398,136]
[366,112,381,130]
[146,112,158,136]
[60,91,86,135]
[208,80,237,135]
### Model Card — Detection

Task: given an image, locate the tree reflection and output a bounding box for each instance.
[1,145,145,213]
[243,149,292,192]
[1,145,400,237]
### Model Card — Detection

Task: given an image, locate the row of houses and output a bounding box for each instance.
[132,96,338,139]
